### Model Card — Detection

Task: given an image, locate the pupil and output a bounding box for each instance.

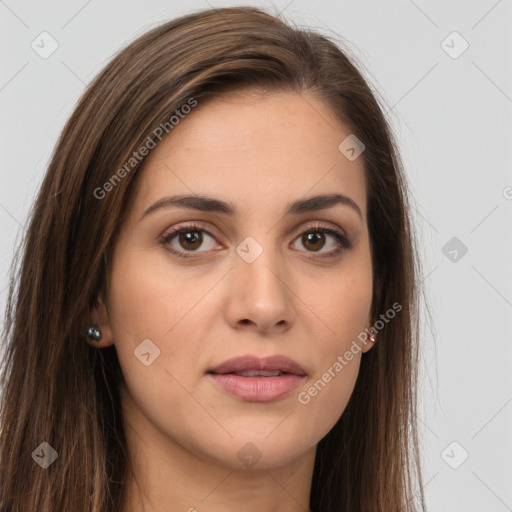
[304,232,324,251]
[181,231,202,249]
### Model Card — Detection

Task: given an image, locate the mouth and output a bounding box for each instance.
[207,355,307,402]
[208,354,306,376]
[213,369,288,377]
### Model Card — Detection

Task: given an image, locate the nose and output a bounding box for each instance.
[223,241,294,335]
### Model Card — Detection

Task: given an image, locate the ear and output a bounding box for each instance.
[87,294,114,347]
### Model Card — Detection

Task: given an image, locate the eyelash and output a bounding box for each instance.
[160,222,352,260]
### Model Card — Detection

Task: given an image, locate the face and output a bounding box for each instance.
[98,90,374,471]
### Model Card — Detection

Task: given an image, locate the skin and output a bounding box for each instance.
[94,89,375,512]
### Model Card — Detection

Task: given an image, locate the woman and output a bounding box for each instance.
[0,6,427,511]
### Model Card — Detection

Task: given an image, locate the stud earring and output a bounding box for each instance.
[87,325,102,343]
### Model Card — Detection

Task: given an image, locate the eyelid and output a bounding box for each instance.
[160,221,219,250]
[160,220,351,259]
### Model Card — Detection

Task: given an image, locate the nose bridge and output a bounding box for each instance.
[229,232,292,324]
[236,232,285,293]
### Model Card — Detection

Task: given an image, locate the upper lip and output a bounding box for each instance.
[208,355,306,376]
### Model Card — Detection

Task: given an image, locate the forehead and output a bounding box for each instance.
[132,90,367,219]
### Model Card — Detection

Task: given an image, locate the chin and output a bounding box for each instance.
[202,431,314,471]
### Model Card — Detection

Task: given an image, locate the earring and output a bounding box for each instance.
[87,325,102,343]
[368,328,377,343]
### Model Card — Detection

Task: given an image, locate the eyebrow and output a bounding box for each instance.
[140,192,363,221]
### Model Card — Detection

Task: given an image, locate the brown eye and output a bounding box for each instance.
[160,222,218,259]
[292,224,352,258]
[178,230,203,251]
[301,232,326,252]
[161,222,352,260]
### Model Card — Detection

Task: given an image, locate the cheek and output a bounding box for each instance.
[108,248,201,342]
[292,262,372,432]
[297,354,361,437]
[107,248,217,387]
[303,261,373,346]
[108,256,169,343]
[107,250,181,374]
[294,299,368,442]
[106,252,207,437]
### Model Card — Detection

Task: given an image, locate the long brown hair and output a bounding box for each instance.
[0,6,427,511]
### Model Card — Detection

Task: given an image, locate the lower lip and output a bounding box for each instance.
[208,373,305,402]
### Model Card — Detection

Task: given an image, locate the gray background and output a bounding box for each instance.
[1,0,511,510]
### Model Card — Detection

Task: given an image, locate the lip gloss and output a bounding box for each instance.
[208,373,305,402]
